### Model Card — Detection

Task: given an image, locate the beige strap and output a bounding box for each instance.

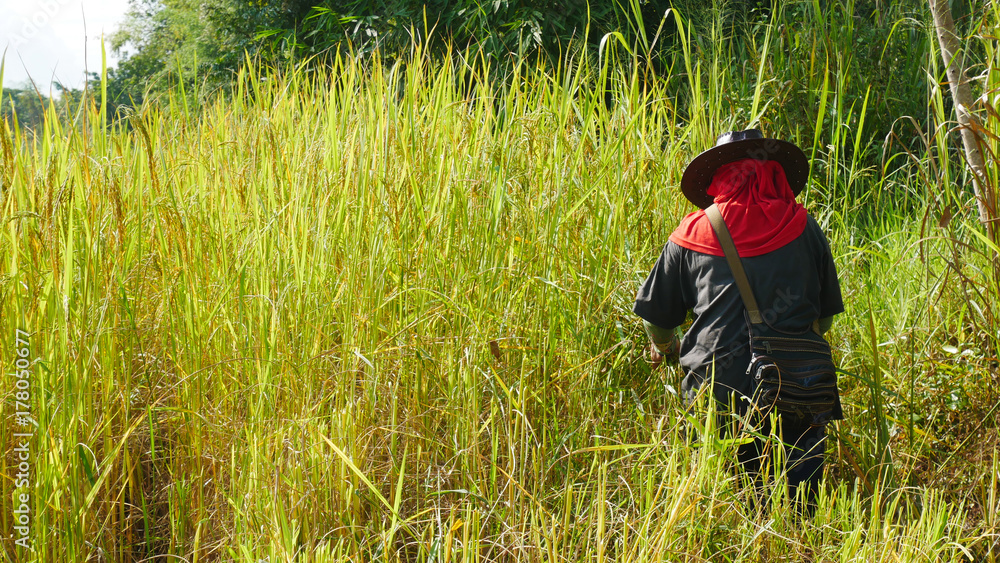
[705,204,764,324]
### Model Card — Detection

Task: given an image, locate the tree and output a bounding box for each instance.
[928,0,997,243]
[109,0,215,104]
[105,0,645,104]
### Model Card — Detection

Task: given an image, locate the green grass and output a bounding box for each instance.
[2,4,999,562]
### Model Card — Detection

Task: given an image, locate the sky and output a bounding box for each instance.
[1,0,132,92]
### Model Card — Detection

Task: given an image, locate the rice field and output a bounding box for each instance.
[2,3,1000,562]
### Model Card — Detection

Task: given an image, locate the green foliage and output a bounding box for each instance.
[202,0,317,71]
[283,0,612,57]
[3,0,999,559]
[0,88,48,129]
[103,0,707,103]
[0,85,89,132]
[108,0,218,105]
[4,18,1000,554]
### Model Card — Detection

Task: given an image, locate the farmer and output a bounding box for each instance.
[633,129,844,506]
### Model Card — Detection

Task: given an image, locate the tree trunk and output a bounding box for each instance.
[928,0,997,242]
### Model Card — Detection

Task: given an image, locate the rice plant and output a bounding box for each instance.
[1,1,998,561]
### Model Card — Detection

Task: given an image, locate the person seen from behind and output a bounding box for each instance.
[633,129,845,509]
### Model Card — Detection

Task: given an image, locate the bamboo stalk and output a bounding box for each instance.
[929,0,998,242]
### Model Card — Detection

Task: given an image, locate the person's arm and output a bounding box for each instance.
[634,242,689,369]
[818,315,834,334]
[643,319,680,368]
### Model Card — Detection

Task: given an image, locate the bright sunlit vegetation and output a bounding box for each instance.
[2,0,999,561]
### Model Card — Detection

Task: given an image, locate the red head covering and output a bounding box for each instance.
[668,159,807,257]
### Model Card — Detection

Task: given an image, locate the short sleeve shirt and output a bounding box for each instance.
[633,215,844,406]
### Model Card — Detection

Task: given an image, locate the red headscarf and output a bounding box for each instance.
[668,159,807,257]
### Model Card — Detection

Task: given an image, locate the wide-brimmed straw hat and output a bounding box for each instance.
[680,129,809,209]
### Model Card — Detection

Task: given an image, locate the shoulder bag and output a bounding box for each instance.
[705,204,842,425]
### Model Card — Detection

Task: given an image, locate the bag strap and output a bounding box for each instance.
[706,204,823,335]
[705,204,764,325]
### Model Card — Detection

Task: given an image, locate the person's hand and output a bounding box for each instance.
[649,343,664,369]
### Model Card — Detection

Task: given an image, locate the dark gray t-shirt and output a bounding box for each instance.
[633,215,844,406]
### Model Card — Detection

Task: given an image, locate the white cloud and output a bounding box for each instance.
[1,0,131,91]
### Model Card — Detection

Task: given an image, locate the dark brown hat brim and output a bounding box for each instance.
[680,138,809,209]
